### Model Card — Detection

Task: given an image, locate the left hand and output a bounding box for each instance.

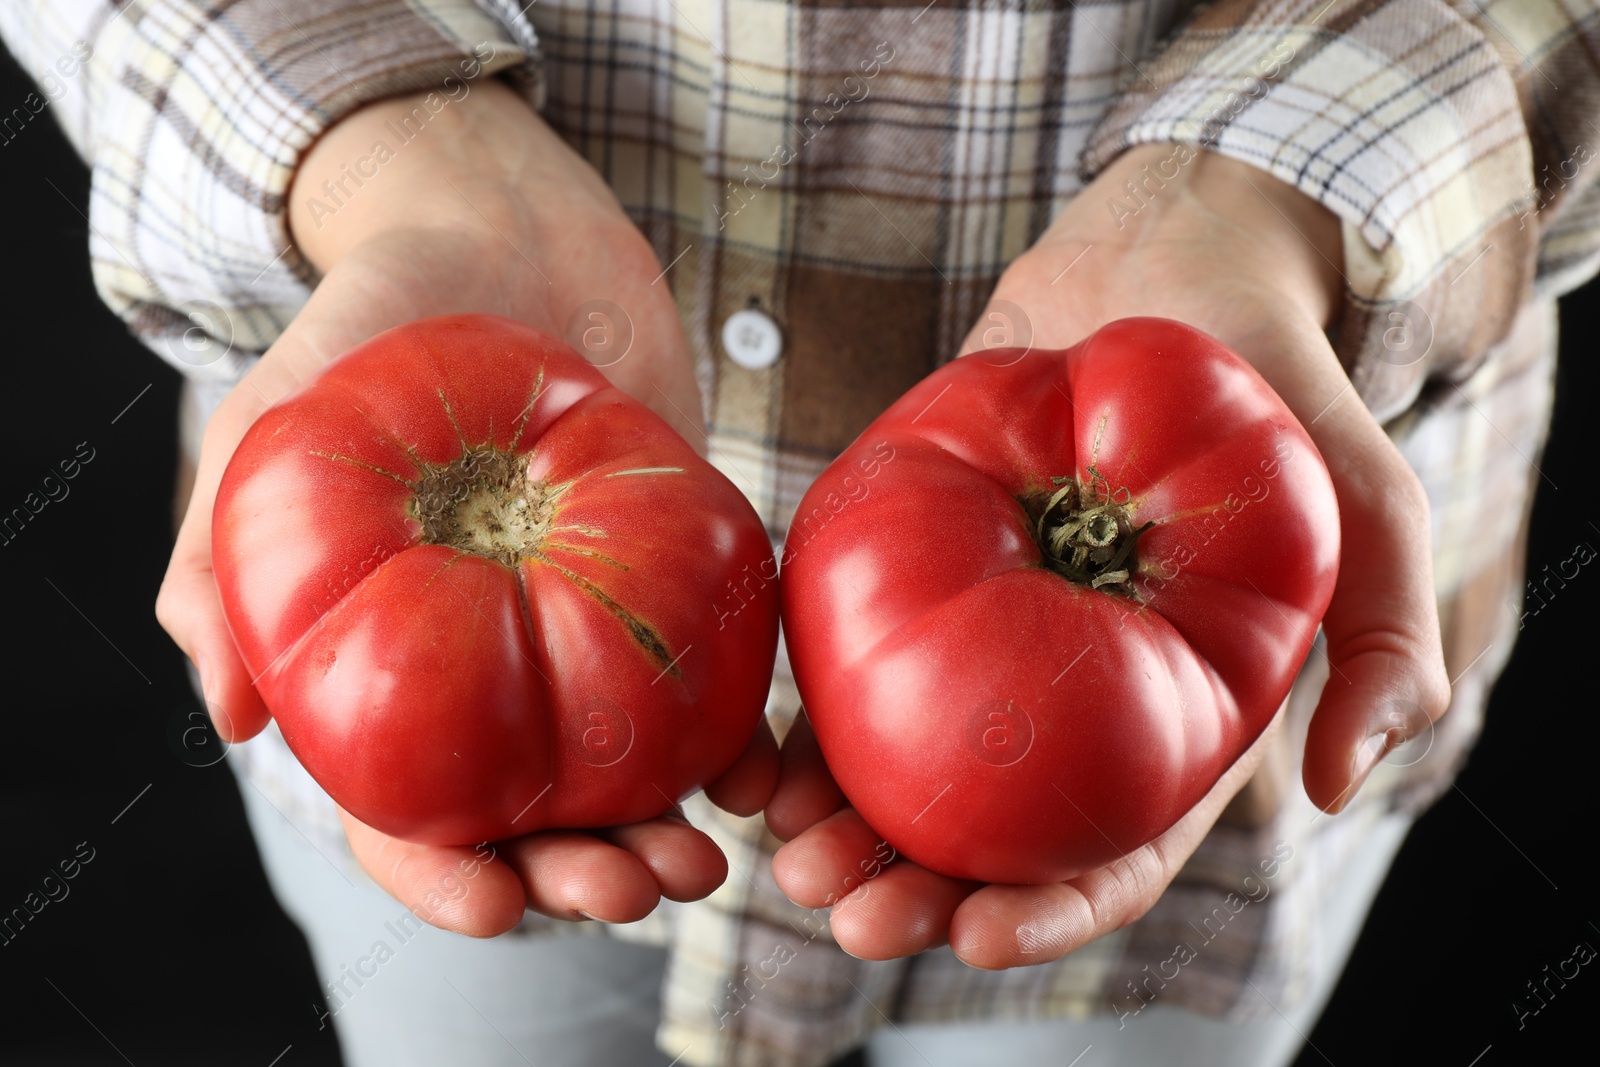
[766,144,1451,967]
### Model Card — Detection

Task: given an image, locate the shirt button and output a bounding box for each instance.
[721,308,783,369]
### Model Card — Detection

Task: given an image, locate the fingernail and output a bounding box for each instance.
[186,655,208,700]
[576,909,599,922]
[199,663,238,745]
[195,658,219,717]
[1336,730,1397,812]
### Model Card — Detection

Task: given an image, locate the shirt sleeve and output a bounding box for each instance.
[0,1,542,382]
[1082,0,1596,423]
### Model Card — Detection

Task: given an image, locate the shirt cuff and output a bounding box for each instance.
[80,0,540,382]
[1082,0,1536,422]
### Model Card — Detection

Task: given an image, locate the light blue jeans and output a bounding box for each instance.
[237,776,1409,1067]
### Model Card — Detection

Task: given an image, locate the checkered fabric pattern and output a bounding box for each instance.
[3,1,1590,1063]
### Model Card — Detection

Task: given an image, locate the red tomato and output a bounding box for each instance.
[213,315,778,845]
[780,318,1339,884]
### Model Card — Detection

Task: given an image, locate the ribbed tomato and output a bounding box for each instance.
[780,318,1339,884]
[213,314,778,845]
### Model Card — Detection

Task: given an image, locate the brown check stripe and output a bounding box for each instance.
[2,0,1590,1062]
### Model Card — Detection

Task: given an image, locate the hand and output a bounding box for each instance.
[767,144,1451,967]
[155,79,777,935]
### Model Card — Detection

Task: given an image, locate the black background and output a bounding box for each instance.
[1,46,1595,1067]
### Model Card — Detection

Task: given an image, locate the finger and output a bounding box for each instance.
[598,814,728,903]
[341,809,528,937]
[771,807,893,909]
[764,710,847,841]
[951,849,1171,970]
[499,830,663,923]
[154,302,361,742]
[156,412,271,743]
[155,558,269,743]
[703,715,779,817]
[951,881,1095,970]
[825,861,974,961]
[1300,448,1450,812]
[1212,315,1450,813]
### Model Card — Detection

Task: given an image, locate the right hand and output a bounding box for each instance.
[156,78,778,935]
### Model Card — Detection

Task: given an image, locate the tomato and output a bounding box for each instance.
[213,315,779,845]
[779,318,1339,884]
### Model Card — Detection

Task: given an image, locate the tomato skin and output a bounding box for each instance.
[213,315,779,845]
[780,318,1339,885]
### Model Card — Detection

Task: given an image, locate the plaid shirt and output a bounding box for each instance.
[2,1,1589,1063]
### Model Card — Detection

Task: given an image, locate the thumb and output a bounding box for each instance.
[155,461,271,744]
[1224,317,1451,812]
[154,267,403,743]
[1300,439,1451,812]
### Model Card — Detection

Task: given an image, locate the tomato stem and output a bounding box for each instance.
[1027,466,1153,600]
[410,447,557,566]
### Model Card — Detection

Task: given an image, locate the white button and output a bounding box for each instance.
[721,308,783,369]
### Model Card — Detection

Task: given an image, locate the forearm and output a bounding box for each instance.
[289,79,616,274]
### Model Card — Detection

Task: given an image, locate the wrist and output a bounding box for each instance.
[1074,143,1346,329]
[1187,148,1344,328]
[287,79,617,277]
